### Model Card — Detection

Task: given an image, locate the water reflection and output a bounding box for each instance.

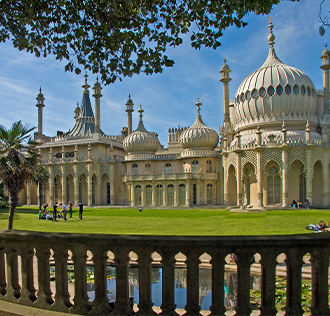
[87,266,261,311]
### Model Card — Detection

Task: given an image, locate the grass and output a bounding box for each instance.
[0,207,330,235]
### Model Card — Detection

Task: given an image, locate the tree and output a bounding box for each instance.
[0,0,294,85]
[0,121,39,229]
[319,0,330,36]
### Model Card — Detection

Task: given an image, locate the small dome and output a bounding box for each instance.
[123,105,160,153]
[180,99,219,149]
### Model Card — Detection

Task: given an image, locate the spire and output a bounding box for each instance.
[82,72,90,95]
[196,98,202,116]
[268,16,275,48]
[135,105,148,133]
[36,87,45,136]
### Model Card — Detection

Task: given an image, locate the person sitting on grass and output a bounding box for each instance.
[45,211,52,220]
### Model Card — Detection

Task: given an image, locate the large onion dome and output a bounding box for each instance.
[233,19,317,130]
[123,105,160,153]
[180,99,219,149]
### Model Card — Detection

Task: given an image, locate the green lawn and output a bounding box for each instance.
[0,207,329,235]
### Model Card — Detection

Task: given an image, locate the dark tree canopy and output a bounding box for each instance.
[0,0,296,84]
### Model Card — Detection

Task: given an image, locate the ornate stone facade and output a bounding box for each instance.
[19,21,330,208]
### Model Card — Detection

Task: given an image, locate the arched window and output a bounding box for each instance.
[92,175,96,205]
[145,163,151,174]
[193,183,197,205]
[299,167,306,202]
[267,166,281,205]
[54,177,58,202]
[79,178,82,202]
[146,185,152,205]
[165,163,171,174]
[192,160,199,173]
[156,184,163,206]
[135,185,142,206]
[207,184,213,204]
[66,177,70,202]
[179,184,185,205]
[206,160,212,173]
[107,182,110,204]
[132,163,138,175]
[167,184,174,205]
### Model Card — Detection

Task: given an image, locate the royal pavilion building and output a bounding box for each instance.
[19,20,330,209]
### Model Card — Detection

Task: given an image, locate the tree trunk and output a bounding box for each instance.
[8,193,18,230]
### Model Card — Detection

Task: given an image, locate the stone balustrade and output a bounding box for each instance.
[0,229,329,316]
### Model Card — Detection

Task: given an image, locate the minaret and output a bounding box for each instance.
[126,94,134,135]
[36,87,45,136]
[320,41,330,115]
[93,77,102,133]
[220,58,231,126]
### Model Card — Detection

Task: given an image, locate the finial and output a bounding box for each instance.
[82,72,90,94]
[268,16,275,47]
[282,121,286,131]
[84,72,88,84]
[138,104,144,120]
[223,58,227,64]
[195,98,202,115]
[39,87,42,94]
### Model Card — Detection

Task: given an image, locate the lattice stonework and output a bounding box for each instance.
[225,153,237,181]
[262,148,282,172]
[287,148,306,172]
[52,165,62,177]
[78,163,88,175]
[100,163,110,178]
[66,164,75,176]
[241,150,257,173]
[312,148,325,169]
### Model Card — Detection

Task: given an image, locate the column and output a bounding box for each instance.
[26,180,31,205]
[52,246,72,312]
[306,150,312,204]
[159,249,178,316]
[5,246,20,301]
[152,182,156,206]
[282,150,288,207]
[110,164,115,205]
[49,166,54,206]
[310,248,330,316]
[61,165,66,204]
[74,164,79,205]
[163,181,166,206]
[70,245,90,314]
[237,153,242,206]
[92,247,112,315]
[141,183,145,206]
[0,245,6,296]
[19,247,36,304]
[196,179,201,205]
[285,249,304,316]
[87,164,92,206]
[136,248,156,316]
[224,158,229,206]
[257,150,263,207]
[131,184,135,206]
[174,183,178,207]
[185,180,190,207]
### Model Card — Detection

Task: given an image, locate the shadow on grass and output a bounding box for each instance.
[0,207,38,215]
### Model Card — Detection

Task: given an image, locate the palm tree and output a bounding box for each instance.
[0,121,39,229]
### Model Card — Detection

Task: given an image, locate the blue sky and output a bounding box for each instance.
[0,0,328,146]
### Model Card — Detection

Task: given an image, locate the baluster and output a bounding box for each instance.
[209,250,226,316]
[52,245,72,312]
[234,250,253,316]
[70,244,91,314]
[136,248,156,316]
[259,250,278,316]
[159,249,179,316]
[5,245,20,301]
[112,247,134,315]
[310,247,330,316]
[0,245,7,296]
[91,247,112,315]
[285,249,304,316]
[19,246,36,304]
[34,245,53,308]
[184,250,201,316]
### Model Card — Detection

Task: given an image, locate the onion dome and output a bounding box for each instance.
[180,99,219,149]
[234,19,317,130]
[123,105,160,153]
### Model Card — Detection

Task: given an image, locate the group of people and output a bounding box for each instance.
[306,220,330,232]
[291,199,310,209]
[38,201,83,221]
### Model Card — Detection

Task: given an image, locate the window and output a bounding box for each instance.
[156,184,163,206]
[146,185,152,205]
[92,175,96,205]
[145,163,151,174]
[245,91,251,101]
[276,85,283,95]
[54,177,58,202]
[179,184,185,205]
[267,85,275,96]
[193,184,197,205]
[267,166,281,205]
[293,84,299,95]
[167,184,174,205]
[206,160,212,173]
[165,163,171,174]
[107,183,110,204]
[259,87,266,98]
[207,184,213,204]
[299,167,306,202]
[285,84,292,95]
[135,185,142,206]
[66,177,69,202]
[252,89,258,99]
[192,160,199,173]
[132,163,138,175]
